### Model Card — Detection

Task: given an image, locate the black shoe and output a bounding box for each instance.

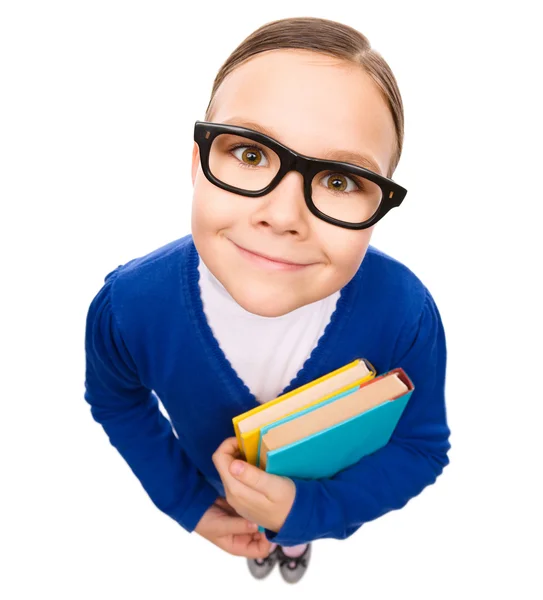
[278,543,312,584]
[246,546,281,580]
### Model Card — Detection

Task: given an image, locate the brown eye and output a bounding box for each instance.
[322,172,360,193]
[231,145,269,167]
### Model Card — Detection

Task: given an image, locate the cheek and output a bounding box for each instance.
[191,181,240,234]
[321,228,373,277]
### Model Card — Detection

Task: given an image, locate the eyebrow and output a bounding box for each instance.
[221,117,383,176]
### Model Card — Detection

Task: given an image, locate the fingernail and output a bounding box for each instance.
[250,522,258,530]
[231,461,244,475]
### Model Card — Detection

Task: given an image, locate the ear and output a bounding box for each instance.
[191,142,200,186]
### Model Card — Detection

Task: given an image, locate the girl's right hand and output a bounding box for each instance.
[194,496,272,559]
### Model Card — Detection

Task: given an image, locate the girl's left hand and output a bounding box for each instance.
[212,436,296,533]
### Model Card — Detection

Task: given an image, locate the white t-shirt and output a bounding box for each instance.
[197,254,340,404]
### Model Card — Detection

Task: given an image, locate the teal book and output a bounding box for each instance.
[258,367,414,479]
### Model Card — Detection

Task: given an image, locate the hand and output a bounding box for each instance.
[194,496,272,559]
[212,436,296,532]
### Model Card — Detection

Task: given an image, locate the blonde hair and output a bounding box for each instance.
[204,16,404,179]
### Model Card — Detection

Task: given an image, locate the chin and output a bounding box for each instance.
[244,303,295,318]
[228,283,303,318]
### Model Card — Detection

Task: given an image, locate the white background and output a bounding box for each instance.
[1,1,542,598]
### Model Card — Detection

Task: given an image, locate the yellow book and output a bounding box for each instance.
[232,358,376,466]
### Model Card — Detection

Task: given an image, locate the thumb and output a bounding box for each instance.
[230,460,270,495]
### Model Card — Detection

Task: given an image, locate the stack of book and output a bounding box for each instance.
[232,358,414,480]
[232,358,414,532]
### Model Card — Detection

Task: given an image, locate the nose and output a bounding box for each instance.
[251,170,309,235]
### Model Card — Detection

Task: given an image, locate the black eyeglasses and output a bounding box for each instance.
[194,120,407,230]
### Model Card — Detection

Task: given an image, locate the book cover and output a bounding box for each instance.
[261,368,414,478]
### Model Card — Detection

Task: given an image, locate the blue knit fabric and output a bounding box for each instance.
[84,233,451,545]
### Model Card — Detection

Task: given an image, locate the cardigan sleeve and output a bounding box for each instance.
[83,270,219,532]
[264,288,451,545]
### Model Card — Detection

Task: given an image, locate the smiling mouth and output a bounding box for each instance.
[229,240,315,271]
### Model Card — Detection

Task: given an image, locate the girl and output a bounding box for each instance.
[84,17,451,585]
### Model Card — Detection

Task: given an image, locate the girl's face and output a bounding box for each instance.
[191,49,396,317]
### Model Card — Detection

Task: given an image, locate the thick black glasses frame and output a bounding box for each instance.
[194,120,407,230]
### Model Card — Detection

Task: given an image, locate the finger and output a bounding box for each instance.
[224,474,267,516]
[251,532,273,559]
[215,514,259,537]
[231,532,271,559]
[213,437,241,461]
[213,437,242,472]
[227,534,262,558]
[213,444,243,488]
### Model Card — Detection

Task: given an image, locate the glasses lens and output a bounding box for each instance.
[311,168,383,224]
[209,133,281,192]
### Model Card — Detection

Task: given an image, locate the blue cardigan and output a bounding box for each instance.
[84,234,451,545]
